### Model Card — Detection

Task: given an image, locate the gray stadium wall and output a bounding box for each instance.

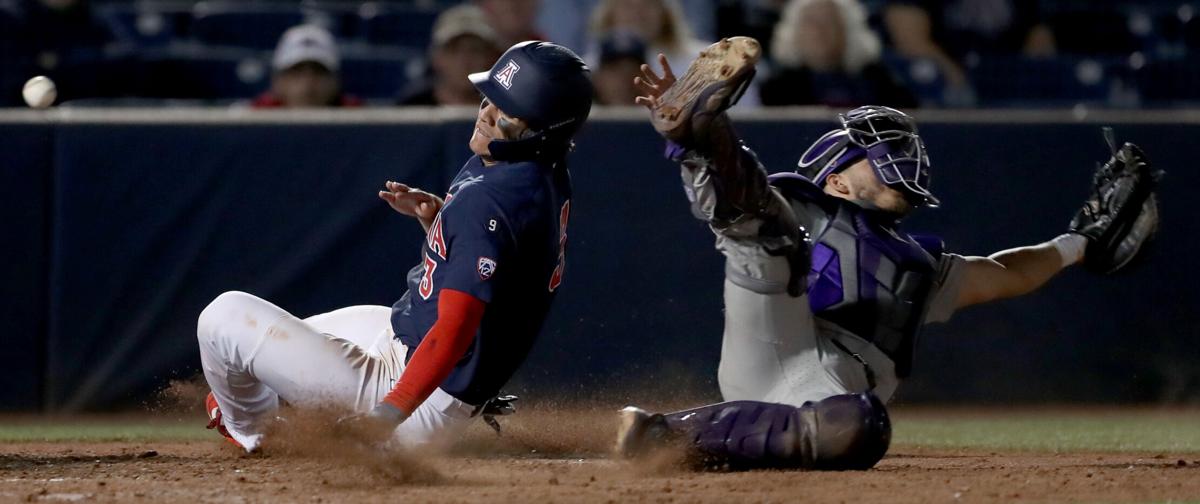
[1,108,1197,412]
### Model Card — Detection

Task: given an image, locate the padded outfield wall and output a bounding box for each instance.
[2,108,1198,412]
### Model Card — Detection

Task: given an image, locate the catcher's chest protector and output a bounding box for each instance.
[793,194,940,378]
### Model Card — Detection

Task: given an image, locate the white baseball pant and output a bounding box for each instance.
[197,291,476,452]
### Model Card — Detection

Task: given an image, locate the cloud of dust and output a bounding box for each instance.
[147,375,210,415]
[165,379,716,480]
[261,406,444,486]
[445,398,697,477]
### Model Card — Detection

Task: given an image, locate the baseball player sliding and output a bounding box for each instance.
[198,41,593,452]
[616,37,1163,470]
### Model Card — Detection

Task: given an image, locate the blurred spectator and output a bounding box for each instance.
[0,0,114,54]
[252,25,361,108]
[593,30,647,105]
[586,0,764,106]
[399,5,504,106]
[715,0,787,56]
[539,0,717,55]
[884,0,1055,91]
[588,0,708,74]
[761,0,916,108]
[476,0,543,47]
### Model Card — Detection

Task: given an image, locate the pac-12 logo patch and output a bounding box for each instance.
[493,60,520,89]
[477,257,497,280]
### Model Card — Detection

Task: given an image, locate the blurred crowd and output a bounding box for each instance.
[1,0,1198,109]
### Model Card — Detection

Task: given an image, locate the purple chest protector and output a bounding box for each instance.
[770,173,942,378]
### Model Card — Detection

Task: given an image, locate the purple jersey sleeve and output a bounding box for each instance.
[435,188,514,303]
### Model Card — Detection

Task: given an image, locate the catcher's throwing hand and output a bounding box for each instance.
[634,53,677,110]
[378,181,442,228]
[1069,130,1164,274]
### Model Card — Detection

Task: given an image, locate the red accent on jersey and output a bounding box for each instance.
[418,252,437,300]
[548,199,570,292]
[382,289,486,416]
[427,212,447,260]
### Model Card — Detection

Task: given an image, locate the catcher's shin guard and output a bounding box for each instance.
[618,393,891,470]
[802,392,892,470]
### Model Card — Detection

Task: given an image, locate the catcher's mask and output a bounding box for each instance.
[797,106,939,208]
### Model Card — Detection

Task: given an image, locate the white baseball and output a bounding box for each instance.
[22,76,57,109]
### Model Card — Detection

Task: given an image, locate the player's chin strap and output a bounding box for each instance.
[473,394,519,435]
[487,119,580,163]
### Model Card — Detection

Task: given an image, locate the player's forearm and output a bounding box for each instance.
[380,289,484,416]
[986,234,1085,296]
[673,115,779,226]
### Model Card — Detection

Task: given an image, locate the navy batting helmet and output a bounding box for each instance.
[796,106,939,208]
[469,41,594,162]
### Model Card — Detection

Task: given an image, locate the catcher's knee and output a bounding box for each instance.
[804,392,892,470]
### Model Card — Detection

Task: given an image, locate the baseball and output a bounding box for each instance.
[22,76,57,109]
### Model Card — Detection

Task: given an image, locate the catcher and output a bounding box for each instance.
[616,37,1163,470]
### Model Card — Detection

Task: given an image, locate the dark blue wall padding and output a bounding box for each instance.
[45,122,456,410]
[0,123,53,411]
[3,115,1197,410]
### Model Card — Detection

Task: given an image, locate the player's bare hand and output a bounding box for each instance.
[379,181,441,222]
[334,412,395,445]
[335,402,408,445]
[634,54,676,110]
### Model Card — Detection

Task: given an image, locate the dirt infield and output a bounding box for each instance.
[3,407,1200,503]
[3,441,1199,503]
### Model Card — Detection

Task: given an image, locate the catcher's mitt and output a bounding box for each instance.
[1069,128,1164,274]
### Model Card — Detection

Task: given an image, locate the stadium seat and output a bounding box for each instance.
[138,48,271,99]
[340,53,419,100]
[1185,14,1200,49]
[880,52,947,106]
[191,4,308,49]
[358,4,441,48]
[968,56,1114,106]
[1136,56,1200,103]
[1049,10,1141,55]
[95,4,192,47]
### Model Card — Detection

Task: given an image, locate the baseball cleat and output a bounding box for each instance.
[205,391,246,450]
[650,36,760,144]
[614,406,669,458]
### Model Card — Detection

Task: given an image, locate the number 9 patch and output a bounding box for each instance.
[477,257,497,280]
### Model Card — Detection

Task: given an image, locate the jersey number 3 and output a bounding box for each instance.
[418,210,447,301]
[548,200,570,292]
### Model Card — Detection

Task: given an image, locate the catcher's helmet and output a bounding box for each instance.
[797,106,939,208]
[469,41,594,162]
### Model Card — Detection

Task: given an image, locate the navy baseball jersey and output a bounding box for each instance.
[391,155,572,405]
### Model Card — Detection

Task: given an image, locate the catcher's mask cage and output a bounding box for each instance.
[797,105,940,208]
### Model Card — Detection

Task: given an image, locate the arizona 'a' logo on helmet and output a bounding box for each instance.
[493,60,521,89]
[468,41,593,161]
